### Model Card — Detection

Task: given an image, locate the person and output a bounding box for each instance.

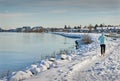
[98,33,107,56]
[75,40,79,49]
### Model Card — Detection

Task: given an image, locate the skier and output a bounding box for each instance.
[98,33,107,56]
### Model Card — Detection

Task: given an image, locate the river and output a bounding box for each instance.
[0,32,76,77]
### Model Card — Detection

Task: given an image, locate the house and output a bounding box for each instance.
[80,27,89,33]
[0,28,2,32]
[96,26,120,33]
[21,26,31,32]
[16,28,22,32]
[31,26,45,32]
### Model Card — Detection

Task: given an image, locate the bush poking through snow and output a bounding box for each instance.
[81,34,93,44]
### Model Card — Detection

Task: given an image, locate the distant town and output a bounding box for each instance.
[0,24,120,33]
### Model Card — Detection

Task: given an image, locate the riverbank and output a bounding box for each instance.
[1,32,120,81]
[0,32,75,79]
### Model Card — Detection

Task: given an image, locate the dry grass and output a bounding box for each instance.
[81,34,93,44]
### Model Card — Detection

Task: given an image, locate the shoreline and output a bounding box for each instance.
[0,32,85,81]
[0,46,75,79]
[0,32,77,81]
[0,32,96,81]
[0,32,75,79]
[1,32,119,81]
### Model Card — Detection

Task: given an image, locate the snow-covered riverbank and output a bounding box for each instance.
[1,32,120,81]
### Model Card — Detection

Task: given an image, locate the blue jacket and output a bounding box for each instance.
[98,34,106,45]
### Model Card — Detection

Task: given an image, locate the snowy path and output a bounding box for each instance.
[68,41,120,81]
[23,39,120,81]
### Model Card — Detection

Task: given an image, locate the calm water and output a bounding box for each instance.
[0,32,75,76]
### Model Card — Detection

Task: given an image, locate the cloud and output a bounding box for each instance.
[1,0,120,16]
[0,0,120,12]
[0,13,28,18]
[50,10,68,14]
[0,0,120,28]
[0,12,41,19]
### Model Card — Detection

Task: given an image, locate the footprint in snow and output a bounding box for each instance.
[64,75,67,77]
[63,79,68,81]
[58,69,63,73]
[54,78,57,80]
[58,73,61,76]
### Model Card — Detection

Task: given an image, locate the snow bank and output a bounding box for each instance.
[8,61,52,81]
[10,71,33,81]
[5,54,73,81]
[53,32,83,38]
[0,80,4,81]
[28,60,55,74]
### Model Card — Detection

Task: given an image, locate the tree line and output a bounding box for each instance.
[64,24,119,29]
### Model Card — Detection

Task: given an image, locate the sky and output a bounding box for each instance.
[0,0,120,29]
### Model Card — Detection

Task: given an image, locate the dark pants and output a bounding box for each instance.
[100,44,106,55]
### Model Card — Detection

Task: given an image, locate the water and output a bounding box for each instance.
[0,32,75,76]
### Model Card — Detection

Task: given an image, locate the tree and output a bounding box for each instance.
[74,26,77,29]
[94,24,98,30]
[88,24,93,33]
[64,25,67,29]
[100,24,103,27]
[68,26,71,29]
[77,26,81,29]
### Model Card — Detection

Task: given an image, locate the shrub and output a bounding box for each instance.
[81,34,93,44]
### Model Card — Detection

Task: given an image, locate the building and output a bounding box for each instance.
[21,26,31,32]
[0,28,2,32]
[31,26,45,32]
[96,26,120,33]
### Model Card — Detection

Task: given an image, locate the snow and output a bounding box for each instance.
[0,32,120,81]
[60,54,68,60]
[70,42,120,81]
[10,71,33,81]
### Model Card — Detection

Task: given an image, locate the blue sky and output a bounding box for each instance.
[0,0,120,29]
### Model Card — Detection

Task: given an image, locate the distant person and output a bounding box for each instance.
[98,33,107,56]
[75,40,79,49]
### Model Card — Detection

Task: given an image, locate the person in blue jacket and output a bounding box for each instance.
[98,33,107,56]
